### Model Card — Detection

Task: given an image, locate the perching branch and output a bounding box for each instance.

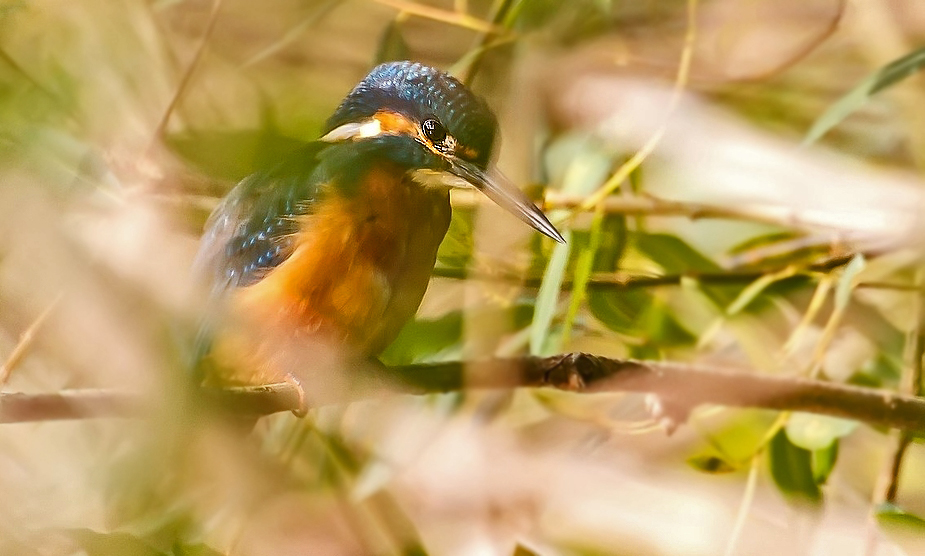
[2,355,924,434]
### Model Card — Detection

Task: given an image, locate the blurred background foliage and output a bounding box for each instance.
[2,0,925,554]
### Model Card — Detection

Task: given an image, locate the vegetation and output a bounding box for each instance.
[1,0,925,554]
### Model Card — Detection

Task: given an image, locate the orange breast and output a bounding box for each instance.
[214,162,451,384]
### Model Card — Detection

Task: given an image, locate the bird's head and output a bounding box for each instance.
[320,61,564,243]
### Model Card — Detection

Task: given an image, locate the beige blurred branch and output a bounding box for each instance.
[2,355,924,434]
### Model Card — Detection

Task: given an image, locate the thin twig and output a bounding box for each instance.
[866,271,925,554]
[459,0,517,85]
[149,0,224,146]
[572,0,698,213]
[724,454,761,556]
[0,47,58,101]
[371,0,504,33]
[0,295,62,388]
[545,192,834,232]
[432,253,864,291]
[730,0,847,82]
[241,0,340,68]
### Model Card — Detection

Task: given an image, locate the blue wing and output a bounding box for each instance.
[195,142,329,291]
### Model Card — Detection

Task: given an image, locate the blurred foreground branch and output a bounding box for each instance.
[2,355,924,433]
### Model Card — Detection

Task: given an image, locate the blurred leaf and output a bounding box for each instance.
[509,0,613,41]
[876,503,925,554]
[811,441,839,485]
[591,217,627,272]
[172,545,224,556]
[700,409,778,463]
[381,311,462,365]
[634,233,721,274]
[728,231,803,256]
[167,130,310,181]
[531,231,572,355]
[375,20,410,65]
[834,254,866,311]
[639,296,698,346]
[725,268,796,316]
[241,0,340,67]
[436,209,474,270]
[687,454,738,474]
[587,288,694,347]
[512,544,541,556]
[725,231,832,271]
[876,503,925,531]
[805,46,925,144]
[785,412,857,451]
[69,529,163,556]
[587,289,651,336]
[563,213,604,345]
[768,429,822,505]
[383,304,535,365]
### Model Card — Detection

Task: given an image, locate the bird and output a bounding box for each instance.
[194,61,563,407]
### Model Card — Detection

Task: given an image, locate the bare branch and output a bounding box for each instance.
[1,356,923,434]
[543,192,835,231]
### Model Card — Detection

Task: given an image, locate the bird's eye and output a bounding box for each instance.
[421,118,447,144]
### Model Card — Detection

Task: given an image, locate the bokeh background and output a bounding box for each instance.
[2,0,925,554]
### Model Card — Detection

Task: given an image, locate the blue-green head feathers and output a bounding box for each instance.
[325,61,498,170]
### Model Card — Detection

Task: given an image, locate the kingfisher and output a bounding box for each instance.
[195,61,563,403]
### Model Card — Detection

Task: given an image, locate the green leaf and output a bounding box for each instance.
[785,412,858,451]
[512,544,541,556]
[724,268,795,316]
[633,233,741,308]
[68,529,164,556]
[687,454,738,474]
[172,544,224,556]
[436,209,474,270]
[167,130,310,181]
[531,232,572,355]
[633,233,721,274]
[381,311,462,366]
[375,20,410,65]
[562,213,604,345]
[876,503,925,531]
[805,46,925,144]
[876,503,925,553]
[701,409,778,463]
[768,429,822,505]
[587,289,652,336]
[811,441,839,485]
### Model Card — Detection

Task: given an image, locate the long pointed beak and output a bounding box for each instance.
[448,158,565,243]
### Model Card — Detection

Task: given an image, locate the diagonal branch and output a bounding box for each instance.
[1,355,924,434]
